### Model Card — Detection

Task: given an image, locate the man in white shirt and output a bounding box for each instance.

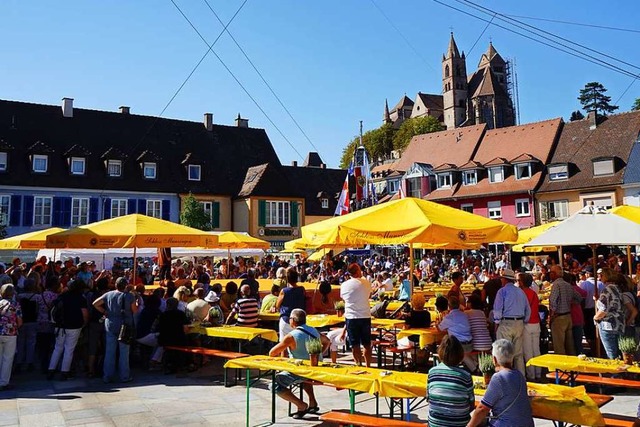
[340,263,372,367]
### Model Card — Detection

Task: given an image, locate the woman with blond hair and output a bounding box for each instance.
[173,286,191,313]
[594,268,626,359]
[403,294,431,328]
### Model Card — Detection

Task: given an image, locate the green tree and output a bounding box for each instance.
[338,124,396,169]
[392,116,443,152]
[569,110,584,121]
[632,98,640,111]
[180,193,211,231]
[578,82,619,116]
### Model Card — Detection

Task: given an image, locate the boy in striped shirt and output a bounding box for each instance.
[226,284,259,327]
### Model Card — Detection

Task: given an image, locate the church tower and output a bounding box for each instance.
[442,33,468,130]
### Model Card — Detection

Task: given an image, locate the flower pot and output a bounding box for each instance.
[483,373,492,386]
[623,352,635,365]
[309,353,319,367]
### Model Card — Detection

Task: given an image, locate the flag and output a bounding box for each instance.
[398,179,406,199]
[362,152,370,201]
[369,180,378,205]
[334,173,350,216]
[347,161,355,176]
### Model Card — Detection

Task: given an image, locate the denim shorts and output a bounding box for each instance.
[345,317,372,347]
[271,371,304,393]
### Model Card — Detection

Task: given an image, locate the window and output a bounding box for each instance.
[71,198,89,226]
[487,201,501,219]
[515,163,531,180]
[33,154,48,173]
[515,198,530,217]
[593,159,614,176]
[544,200,569,220]
[488,167,504,183]
[265,201,290,227]
[582,196,613,210]
[199,201,213,223]
[34,196,52,226]
[549,164,568,181]
[107,160,122,177]
[146,200,162,218]
[461,204,473,213]
[0,152,7,171]
[0,196,9,226]
[70,157,85,175]
[143,162,156,179]
[111,199,128,218]
[388,180,399,194]
[321,198,329,209]
[188,164,201,181]
[463,171,477,186]
[437,173,451,189]
[407,177,422,198]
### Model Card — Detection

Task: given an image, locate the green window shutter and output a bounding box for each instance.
[212,201,220,229]
[258,200,266,227]
[290,201,298,227]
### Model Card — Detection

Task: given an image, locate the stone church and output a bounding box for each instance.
[384,33,516,130]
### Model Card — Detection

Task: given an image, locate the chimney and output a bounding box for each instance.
[119,106,130,114]
[291,160,298,167]
[588,111,598,130]
[62,97,74,118]
[320,163,326,169]
[235,113,249,128]
[204,113,213,131]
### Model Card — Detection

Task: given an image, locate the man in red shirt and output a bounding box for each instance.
[518,272,541,381]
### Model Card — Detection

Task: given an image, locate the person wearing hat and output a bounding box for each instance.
[204,292,223,326]
[493,268,530,375]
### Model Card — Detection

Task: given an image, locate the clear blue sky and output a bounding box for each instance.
[1,1,639,168]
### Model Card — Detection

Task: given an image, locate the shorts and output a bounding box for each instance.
[279,318,293,342]
[271,371,304,393]
[345,318,372,348]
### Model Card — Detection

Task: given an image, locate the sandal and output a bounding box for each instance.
[291,408,309,419]
[307,406,320,414]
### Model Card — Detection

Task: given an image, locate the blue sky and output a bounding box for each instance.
[1,1,638,168]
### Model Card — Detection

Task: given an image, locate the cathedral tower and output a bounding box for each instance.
[442,33,468,130]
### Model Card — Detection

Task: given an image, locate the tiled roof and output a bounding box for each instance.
[392,95,414,112]
[395,124,486,172]
[624,137,640,185]
[371,159,402,176]
[416,92,444,110]
[0,99,281,195]
[539,110,640,193]
[433,163,457,172]
[471,67,509,99]
[510,153,539,163]
[459,160,484,170]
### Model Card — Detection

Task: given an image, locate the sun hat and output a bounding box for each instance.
[500,268,517,281]
[204,291,220,303]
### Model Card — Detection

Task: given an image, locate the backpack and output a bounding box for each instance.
[19,294,38,323]
[49,297,65,328]
[370,299,390,319]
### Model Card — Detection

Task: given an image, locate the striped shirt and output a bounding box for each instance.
[550,278,582,314]
[465,309,492,351]
[427,364,474,427]
[232,297,259,328]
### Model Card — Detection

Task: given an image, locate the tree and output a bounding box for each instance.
[180,193,211,231]
[632,98,640,111]
[569,110,584,121]
[338,124,397,169]
[578,82,619,116]
[392,116,443,152]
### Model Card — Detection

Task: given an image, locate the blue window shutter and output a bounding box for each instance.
[137,199,146,215]
[51,197,62,227]
[127,198,137,214]
[89,198,99,223]
[103,198,111,219]
[22,196,34,227]
[290,201,298,227]
[212,202,220,229]
[9,195,21,226]
[161,200,170,220]
[258,200,266,227]
[61,197,72,227]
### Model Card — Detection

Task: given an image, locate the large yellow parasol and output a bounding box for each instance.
[0,227,66,249]
[509,221,560,252]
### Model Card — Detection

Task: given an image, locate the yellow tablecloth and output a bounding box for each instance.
[189,325,279,342]
[527,353,640,374]
[397,328,446,348]
[370,318,406,329]
[306,315,345,328]
[257,312,280,322]
[369,301,405,312]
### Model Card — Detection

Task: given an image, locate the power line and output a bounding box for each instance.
[170,0,304,161]
[467,13,495,56]
[202,0,324,159]
[369,0,437,73]
[505,14,640,35]
[614,78,637,106]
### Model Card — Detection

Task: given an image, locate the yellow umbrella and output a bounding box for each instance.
[307,250,330,262]
[301,197,518,247]
[0,227,66,249]
[610,205,640,224]
[214,231,270,250]
[46,214,218,249]
[414,242,483,250]
[508,221,560,252]
[284,237,349,252]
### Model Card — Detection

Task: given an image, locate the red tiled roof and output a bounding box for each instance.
[459,160,484,170]
[510,153,539,163]
[433,163,457,172]
[483,157,509,167]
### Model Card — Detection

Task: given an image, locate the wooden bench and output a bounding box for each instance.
[546,372,640,389]
[320,410,425,427]
[602,414,639,427]
[164,346,248,386]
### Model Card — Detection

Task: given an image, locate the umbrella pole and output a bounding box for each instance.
[627,245,632,275]
[590,244,601,358]
[558,246,563,269]
[228,248,231,279]
[132,247,137,285]
[409,243,414,299]
[53,248,56,263]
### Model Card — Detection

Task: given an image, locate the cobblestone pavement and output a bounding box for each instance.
[0,358,638,426]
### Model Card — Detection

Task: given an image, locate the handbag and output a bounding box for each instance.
[117,293,135,345]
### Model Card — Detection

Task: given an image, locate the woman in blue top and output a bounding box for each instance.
[275,267,306,342]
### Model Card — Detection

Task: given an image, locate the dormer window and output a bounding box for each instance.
[32,154,48,173]
[593,158,614,176]
[143,162,156,179]
[321,198,329,209]
[70,157,85,175]
[188,164,201,181]
[107,159,122,177]
[437,173,452,189]
[515,163,532,180]
[488,167,504,183]
[463,170,477,186]
[0,152,6,172]
[549,164,568,181]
